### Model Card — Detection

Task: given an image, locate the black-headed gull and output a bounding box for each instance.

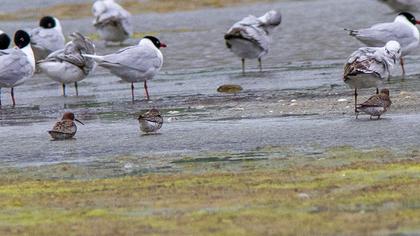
[346,12,420,75]
[0,30,10,50]
[38,32,96,96]
[224,10,281,73]
[343,40,400,114]
[356,88,392,119]
[0,30,35,107]
[30,16,65,61]
[92,0,133,45]
[83,36,166,101]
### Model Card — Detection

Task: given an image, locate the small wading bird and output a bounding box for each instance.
[343,40,401,115]
[138,109,163,134]
[345,12,420,76]
[378,0,420,12]
[0,30,11,50]
[48,112,84,140]
[38,32,96,96]
[30,16,65,61]
[224,10,281,74]
[92,0,133,45]
[0,30,35,107]
[356,88,392,119]
[83,36,166,102]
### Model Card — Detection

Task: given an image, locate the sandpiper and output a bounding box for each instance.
[138,109,163,134]
[357,88,392,119]
[346,12,420,75]
[343,40,400,114]
[48,112,84,140]
[224,10,281,73]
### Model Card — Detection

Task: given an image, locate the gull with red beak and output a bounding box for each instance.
[83,36,166,101]
[346,12,420,75]
[48,112,84,140]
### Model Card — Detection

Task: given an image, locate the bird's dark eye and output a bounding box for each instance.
[398,49,401,53]
[385,49,390,54]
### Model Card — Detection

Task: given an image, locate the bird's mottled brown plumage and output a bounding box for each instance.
[357,88,392,119]
[138,109,163,133]
[48,112,83,139]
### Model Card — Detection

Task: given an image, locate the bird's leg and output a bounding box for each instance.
[11,87,15,107]
[400,57,406,77]
[0,88,2,107]
[131,82,135,103]
[241,58,245,75]
[370,116,372,120]
[74,82,79,96]
[258,58,262,72]
[377,115,381,120]
[376,88,379,94]
[354,89,358,114]
[144,81,150,101]
[62,83,66,97]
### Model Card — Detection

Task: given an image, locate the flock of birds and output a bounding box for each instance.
[0,0,419,140]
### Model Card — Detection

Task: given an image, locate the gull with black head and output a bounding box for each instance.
[30,16,65,61]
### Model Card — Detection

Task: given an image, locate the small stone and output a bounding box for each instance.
[338,98,347,102]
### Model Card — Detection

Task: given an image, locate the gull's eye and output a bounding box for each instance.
[398,49,401,53]
[385,49,390,54]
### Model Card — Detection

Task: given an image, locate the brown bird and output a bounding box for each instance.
[138,109,163,134]
[48,112,84,140]
[356,88,392,119]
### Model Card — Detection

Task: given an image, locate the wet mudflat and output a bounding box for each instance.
[1,0,420,234]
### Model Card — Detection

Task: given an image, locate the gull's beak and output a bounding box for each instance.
[392,55,397,64]
[75,118,84,125]
[160,43,167,48]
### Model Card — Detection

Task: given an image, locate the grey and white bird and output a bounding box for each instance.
[343,40,401,114]
[92,0,133,45]
[138,108,163,134]
[30,16,65,61]
[356,88,392,119]
[378,0,420,12]
[38,32,96,96]
[0,30,11,50]
[346,12,420,75]
[224,10,281,73]
[83,36,166,101]
[0,30,35,107]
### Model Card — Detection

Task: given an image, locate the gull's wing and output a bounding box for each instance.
[0,48,33,87]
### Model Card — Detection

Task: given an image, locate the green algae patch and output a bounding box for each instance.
[1,147,420,235]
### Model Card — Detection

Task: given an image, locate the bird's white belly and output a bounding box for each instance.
[97,24,128,42]
[113,67,157,83]
[345,73,383,89]
[39,62,85,83]
[227,38,264,59]
[139,120,161,133]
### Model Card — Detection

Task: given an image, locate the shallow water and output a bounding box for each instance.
[1,0,420,169]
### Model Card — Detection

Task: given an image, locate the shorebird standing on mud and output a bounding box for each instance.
[343,40,400,115]
[224,10,281,74]
[48,112,84,140]
[138,109,163,134]
[345,12,420,76]
[356,88,392,119]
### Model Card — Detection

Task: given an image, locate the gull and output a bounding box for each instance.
[356,88,392,119]
[224,10,281,73]
[0,30,10,50]
[30,16,65,61]
[138,108,163,134]
[83,36,166,101]
[48,112,84,140]
[346,12,420,75]
[0,30,35,107]
[92,0,133,45]
[38,32,96,96]
[343,40,401,114]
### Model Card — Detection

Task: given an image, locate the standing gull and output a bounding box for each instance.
[38,32,96,96]
[0,30,35,107]
[48,112,84,140]
[357,88,392,119]
[346,12,420,75]
[343,40,401,114]
[0,31,11,50]
[92,0,133,45]
[30,16,65,61]
[224,10,281,73]
[83,36,166,101]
